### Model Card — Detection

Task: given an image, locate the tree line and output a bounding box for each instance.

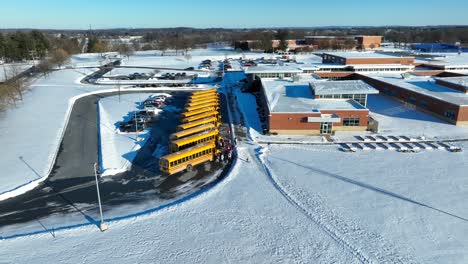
[0,30,82,113]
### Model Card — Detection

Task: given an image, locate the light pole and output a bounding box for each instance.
[94,163,108,231]
[134,111,139,142]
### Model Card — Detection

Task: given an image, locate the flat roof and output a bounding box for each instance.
[261,79,367,113]
[310,80,379,95]
[435,77,468,92]
[307,63,415,70]
[244,65,303,74]
[417,53,468,67]
[368,75,468,106]
[323,52,414,59]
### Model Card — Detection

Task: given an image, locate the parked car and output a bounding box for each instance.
[119,120,145,132]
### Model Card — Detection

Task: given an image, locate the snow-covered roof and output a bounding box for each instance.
[261,79,367,113]
[435,77,468,92]
[323,52,413,59]
[244,65,303,74]
[417,53,468,68]
[368,75,468,106]
[308,63,414,70]
[310,80,379,95]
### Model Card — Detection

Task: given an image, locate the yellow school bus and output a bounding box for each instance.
[170,129,219,152]
[159,142,219,175]
[170,123,216,141]
[189,91,218,98]
[177,117,220,131]
[180,107,217,119]
[191,89,217,95]
[184,103,220,113]
[181,111,221,124]
[186,98,219,108]
[188,94,219,103]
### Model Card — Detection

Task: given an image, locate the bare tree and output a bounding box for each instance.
[37,59,52,77]
[6,64,26,101]
[184,53,192,62]
[116,43,134,60]
[50,48,70,69]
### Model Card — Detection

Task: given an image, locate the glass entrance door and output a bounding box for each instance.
[320,122,332,134]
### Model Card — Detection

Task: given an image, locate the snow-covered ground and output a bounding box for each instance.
[263,142,468,263]
[334,94,468,141]
[0,67,107,200]
[2,48,468,263]
[0,62,33,82]
[66,53,119,68]
[0,146,358,264]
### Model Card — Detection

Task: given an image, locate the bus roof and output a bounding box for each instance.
[186,98,219,107]
[170,123,215,139]
[184,103,219,112]
[181,111,219,123]
[189,94,219,102]
[177,117,218,130]
[181,107,217,118]
[171,129,218,146]
[192,89,217,95]
[161,142,215,161]
[190,92,218,97]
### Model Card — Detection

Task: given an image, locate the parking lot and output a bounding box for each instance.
[0,89,233,233]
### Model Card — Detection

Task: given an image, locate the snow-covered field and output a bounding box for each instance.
[263,142,468,263]
[0,146,358,264]
[0,68,107,200]
[0,62,33,82]
[2,47,468,263]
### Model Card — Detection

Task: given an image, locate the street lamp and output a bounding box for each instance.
[94,163,108,231]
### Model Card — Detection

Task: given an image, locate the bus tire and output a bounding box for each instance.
[186,164,193,172]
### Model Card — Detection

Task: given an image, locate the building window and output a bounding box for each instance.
[343,117,360,126]
[352,94,366,106]
[444,110,456,120]
[420,100,428,109]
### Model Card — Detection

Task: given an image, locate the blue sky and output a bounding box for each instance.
[0,0,467,29]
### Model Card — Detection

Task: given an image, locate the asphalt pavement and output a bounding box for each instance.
[0,90,233,231]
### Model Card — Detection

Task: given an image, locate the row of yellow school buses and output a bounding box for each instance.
[159,89,223,175]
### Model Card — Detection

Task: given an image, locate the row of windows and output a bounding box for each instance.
[185,114,218,123]
[383,87,458,120]
[354,68,410,72]
[177,135,216,150]
[169,148,213,167]
[179,120,217,130]
[445,67,468,71]
[255,73,295,78]
[445,110,456,120]
[343,117,360,126]
[317,94,367,106]
[311,67,411,73]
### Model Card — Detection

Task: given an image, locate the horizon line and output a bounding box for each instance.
[1,24,468,31]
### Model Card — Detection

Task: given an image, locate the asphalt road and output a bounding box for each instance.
[0,90,232,230]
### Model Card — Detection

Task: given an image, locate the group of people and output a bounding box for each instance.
[217,137,234,162]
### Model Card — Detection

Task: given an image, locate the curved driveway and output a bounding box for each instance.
[0,90,232,231]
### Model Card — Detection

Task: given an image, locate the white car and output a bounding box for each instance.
[153,95,167,102]
[144,105,159,113]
